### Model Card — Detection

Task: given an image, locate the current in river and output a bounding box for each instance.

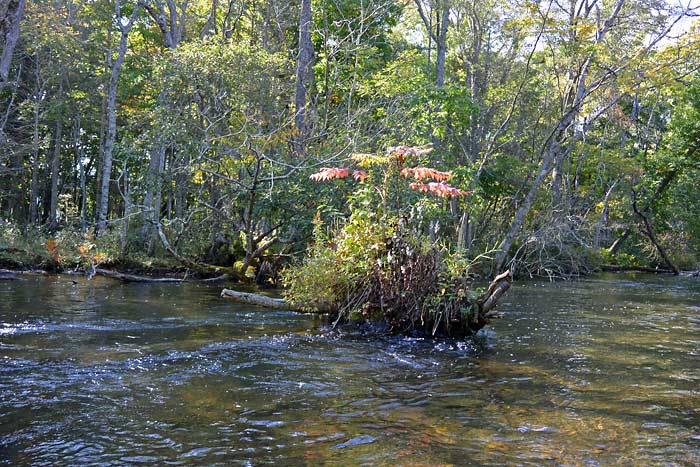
[1,273,699,466]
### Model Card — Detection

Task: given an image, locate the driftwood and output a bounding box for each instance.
[600,264,676,274]
[221,271,512,335]
[0,268,47,276]
[221,289,312,312]
[92,268,230,283]
[479,270,512,318]
[93,268,187,283]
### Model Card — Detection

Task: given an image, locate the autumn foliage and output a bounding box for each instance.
[409,181,470,197]
[309,167,350,181]
[285,145,496,336]
[309,146,469,198]
[400,167,451,181]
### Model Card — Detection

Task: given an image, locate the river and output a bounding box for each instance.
[1,273,698,466]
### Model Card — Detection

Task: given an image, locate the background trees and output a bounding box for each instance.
[0,0,698,278]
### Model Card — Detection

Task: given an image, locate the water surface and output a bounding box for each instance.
[1,273,698,466]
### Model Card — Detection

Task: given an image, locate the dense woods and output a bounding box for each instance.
[1,0,699,283]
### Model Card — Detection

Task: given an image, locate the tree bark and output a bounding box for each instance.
[141,1,187,246]
[632,194,679,275]
[221,288,317,312]
[435,4,449,88]
[608,169,679,254]
[142,143,164,250]
[0,0,25,86]
[93,268,186,283]
[48,109,63,227]
[155,221,244,281]
[29,67,40,224]
[97,2,140,233]
[594,179,619,248]
[293,0,314,154]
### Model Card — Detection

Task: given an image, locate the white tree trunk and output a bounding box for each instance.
[97,2,140,233]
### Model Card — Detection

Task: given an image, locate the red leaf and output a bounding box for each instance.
[409,181,470,197]
[310,167,350,181]
[352,170,368,181]
[400,167,452,182]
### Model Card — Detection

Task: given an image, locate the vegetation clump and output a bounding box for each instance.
[282,147,509,337]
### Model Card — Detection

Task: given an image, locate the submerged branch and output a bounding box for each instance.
[92,268,186,283]
[220,288,329,313]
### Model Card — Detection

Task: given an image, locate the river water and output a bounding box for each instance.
[1,273,698,466]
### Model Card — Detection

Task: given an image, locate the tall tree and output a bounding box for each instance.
[493,0,695,272]
[140,0,189,248]
[294,0,314,154]
[0,0,25,87]
[97,0,141,233]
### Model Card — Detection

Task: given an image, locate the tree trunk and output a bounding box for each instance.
[93,268,185,283]
[200,0,218,38]
[435,5,449,88]
[29,79,40,225]
[0,0,25,86]
[493,0,626,273]
[141,2,187,245]
[607,169,679,254]
[293,0,314,154]
[221,288,317,312]
[494,129,567,272]
[632,195,679,275]
[119,165,131,259]
[594,179,618,248]
[97,2,139,233]
[142,143,164,249]
[48,114,63,227]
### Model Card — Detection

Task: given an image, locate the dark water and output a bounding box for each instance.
[1,273,698,466]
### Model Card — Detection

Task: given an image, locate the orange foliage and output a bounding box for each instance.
[352,170,368,181]
[46,238,61,263]
[400,167,451,182]
[409,181,470,197]
[309,167,350,181]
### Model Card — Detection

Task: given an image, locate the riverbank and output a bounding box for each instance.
[3,248,697,283]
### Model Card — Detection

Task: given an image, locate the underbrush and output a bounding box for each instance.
[283,213,490,337]
[0,221,181,273]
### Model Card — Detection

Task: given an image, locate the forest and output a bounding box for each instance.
[2,3,700,463]
[1,0,699,286]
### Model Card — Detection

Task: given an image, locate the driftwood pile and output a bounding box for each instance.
[222,271,512,336]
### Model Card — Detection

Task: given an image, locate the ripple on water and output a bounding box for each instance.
[2,274,700,466]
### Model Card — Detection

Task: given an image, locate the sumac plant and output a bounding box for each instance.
[283,146,509,337]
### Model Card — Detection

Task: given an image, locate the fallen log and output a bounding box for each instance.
[0,268,48,276]
[480,270,512,317]
[93,268,186,283]
[600,264,675,274]
[221,289,308,311]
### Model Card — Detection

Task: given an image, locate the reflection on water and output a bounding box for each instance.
[1,273,699,466]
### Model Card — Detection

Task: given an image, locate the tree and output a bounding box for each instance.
[97,0,141,233]
[294,0,314,154]
[0,0,26,87]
